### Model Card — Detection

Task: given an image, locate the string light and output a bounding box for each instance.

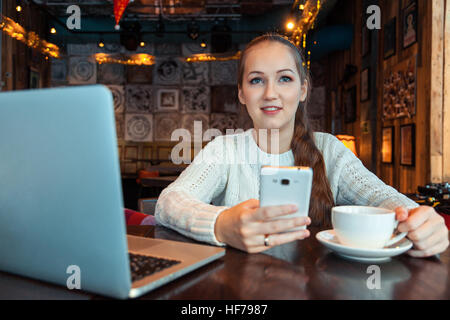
[0,14,60,58]
[95,53,155,66]
[16,6,22,12]
[185,51,241,63]
[50,27,56,34]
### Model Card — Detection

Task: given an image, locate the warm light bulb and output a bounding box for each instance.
[299,4,305,10]
[98,42,105,48]
[286,21,295,31]
[50,27,56,34]
[140,41,145,47]
[200,42,206,48]
[16,6,22,12]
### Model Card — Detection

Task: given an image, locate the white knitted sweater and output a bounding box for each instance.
[155,129,418,246]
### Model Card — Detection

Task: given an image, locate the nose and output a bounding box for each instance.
[263,80,278,100]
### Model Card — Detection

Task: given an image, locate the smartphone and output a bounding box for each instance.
[259,166,313,232]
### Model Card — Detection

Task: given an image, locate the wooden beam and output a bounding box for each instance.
[431,0,444,183]
[444,0,450,181]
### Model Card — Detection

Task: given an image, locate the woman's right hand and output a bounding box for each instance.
[214,199,311,253]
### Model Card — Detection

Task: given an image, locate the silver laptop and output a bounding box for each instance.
[0,85,225,299]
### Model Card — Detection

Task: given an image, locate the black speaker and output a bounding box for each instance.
[211,24,232,53]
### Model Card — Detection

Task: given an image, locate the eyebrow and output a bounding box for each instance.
[248,69,296,76]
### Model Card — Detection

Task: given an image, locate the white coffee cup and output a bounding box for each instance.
[331,206,407,249]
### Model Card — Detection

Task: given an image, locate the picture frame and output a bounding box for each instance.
[156,88,179,112]
[361,68,370,102]
[29,67,40,89]
[403,0,418,49]
[384,17,397,60]
[400,123,415,166]
[344,86,357,123]
[381,126,394,164]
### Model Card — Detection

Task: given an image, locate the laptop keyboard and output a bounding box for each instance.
[129,252,181,282]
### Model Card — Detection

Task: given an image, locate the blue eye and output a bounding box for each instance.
[280,76,292,82]
[250,78,263,84]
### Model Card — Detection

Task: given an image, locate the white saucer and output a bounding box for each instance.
[316,229,413,263]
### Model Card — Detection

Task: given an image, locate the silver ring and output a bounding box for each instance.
[264,235,270,247]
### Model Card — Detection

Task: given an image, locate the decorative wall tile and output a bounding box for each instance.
[153,58,182,85]
[211,86,238,113]
[51,58,67,85]
[98,63,125,84]
[182,61,209,85]
[125,114,153,142]
[67,43,97,56]
[154,113,181,141]
[115,113,124,140]
[125,85,153,113]
[107,85,125,113]
[155,43,181,56]
[210,113,239,134]
[155,88,179,112]
[126,65,153,84]
[210,60,238,85]
[68,56,97,84]
[181,43,209,56]
[181,86,210,113]
[181,114,210,141]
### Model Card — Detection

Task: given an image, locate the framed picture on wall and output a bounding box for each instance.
[29,68,40,89]
[344,86,356,123]
[400,123,415,166]
[361,68,370,102]
[381,126,394,164]
[403,0,418,49]
[384,17,397,60]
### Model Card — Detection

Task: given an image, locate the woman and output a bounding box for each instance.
[155,33,449,257]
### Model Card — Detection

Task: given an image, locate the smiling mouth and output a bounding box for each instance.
[260,106,283,111]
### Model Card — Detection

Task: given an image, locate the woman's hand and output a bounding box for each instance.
[214,199,311,253]
[395,206,449,258]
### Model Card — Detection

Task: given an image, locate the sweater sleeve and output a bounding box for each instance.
[155,135,230,246]
[323,134,419,211]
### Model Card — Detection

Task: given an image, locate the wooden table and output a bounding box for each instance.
[0,225,449,300]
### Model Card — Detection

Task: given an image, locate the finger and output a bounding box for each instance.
[407,216,445,243]
[398,207,431,233]
[253,205,299,221]
[264,229,310,247]
[395,207,409,222]
[407,238,450,258]
[255,216,311,235]
[411,225,449,252]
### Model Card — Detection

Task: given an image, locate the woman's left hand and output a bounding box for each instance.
[395,206,449,258]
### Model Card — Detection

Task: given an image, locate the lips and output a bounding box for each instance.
[260,106,283,115]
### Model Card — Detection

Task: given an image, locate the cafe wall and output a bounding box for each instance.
[1,0,331,179]
[0,0,50,92]
[326,0,432,194]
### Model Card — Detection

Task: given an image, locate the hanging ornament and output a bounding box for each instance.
[114,0,130,30]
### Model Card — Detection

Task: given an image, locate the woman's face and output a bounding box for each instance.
[238,41,307,131]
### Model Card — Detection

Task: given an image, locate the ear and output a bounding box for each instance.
[299,79,308,103]
[238,86,246,105]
